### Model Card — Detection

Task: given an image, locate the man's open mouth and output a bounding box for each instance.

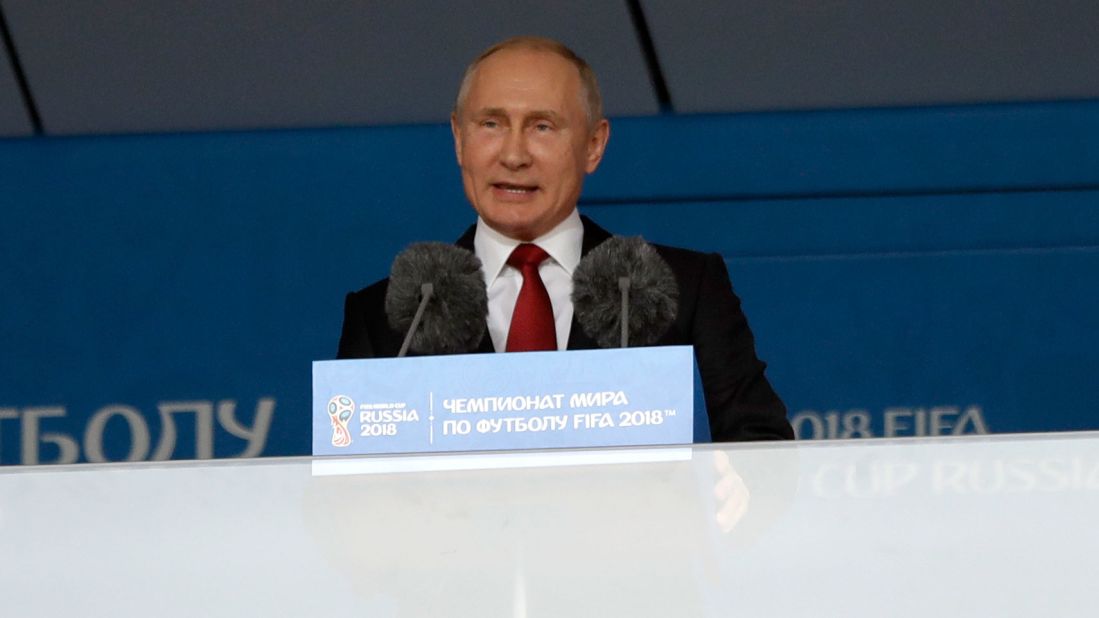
[493,183,538,194]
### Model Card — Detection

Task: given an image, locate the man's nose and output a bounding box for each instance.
[499,129,532,170]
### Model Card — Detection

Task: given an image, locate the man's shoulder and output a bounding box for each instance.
[343,277,393,332]
[644,241,724,288]
[583,216,717,267]
[348,276,390,305]
[347,220,476,310]
[648,241,716,267]
[339,276,401,359]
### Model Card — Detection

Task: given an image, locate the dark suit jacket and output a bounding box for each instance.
[337,215,793,442]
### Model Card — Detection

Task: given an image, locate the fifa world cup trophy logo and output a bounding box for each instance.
[328,395,355,447]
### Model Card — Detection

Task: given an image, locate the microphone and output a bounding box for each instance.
[572,236,678,348]
[384,243,488,356]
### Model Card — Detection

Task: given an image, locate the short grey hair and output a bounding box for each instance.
[453,36,604,128]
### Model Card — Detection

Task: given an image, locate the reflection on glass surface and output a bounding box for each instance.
[0,433,1097,617]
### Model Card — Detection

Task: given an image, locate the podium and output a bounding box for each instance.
[312,346,702,457]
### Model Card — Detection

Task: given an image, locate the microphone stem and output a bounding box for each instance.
[398,283,434,358]
[618,277,630,348]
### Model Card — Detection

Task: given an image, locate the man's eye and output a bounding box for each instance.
[534,123,553,132]
[480,119,499,128]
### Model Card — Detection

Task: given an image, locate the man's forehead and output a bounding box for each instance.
[465,50,582,112]
[472,48,579,90]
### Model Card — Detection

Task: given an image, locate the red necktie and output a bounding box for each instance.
[506,244,557,352]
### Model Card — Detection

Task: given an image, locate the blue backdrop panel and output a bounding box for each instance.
[2,126,464,462]
[589,100,1099,200]
[589,190,1099,438]
[2,101,1098,463]
[741,246,1099,437]
[585,191,1099,257]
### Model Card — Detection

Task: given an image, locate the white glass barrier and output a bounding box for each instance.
[1,432,1097,617]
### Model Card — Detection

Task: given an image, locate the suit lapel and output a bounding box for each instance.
[578,214,613,255]
[455,223,476,251]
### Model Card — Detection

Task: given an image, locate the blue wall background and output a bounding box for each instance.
[3,100,1098,463]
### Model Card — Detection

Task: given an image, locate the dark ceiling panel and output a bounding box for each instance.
[0,42,32,137]
[3,0,658,135]
[644,0,1099,113]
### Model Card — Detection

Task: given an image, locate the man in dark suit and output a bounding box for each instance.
[338,36,792,442]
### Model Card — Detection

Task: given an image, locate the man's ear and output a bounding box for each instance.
[450,112,463,166]
[584,119,610,174]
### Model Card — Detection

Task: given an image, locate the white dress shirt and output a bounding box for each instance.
[474,209,583,352]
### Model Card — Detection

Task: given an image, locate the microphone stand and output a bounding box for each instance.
[397,283,434,358]
[618,277,630,348]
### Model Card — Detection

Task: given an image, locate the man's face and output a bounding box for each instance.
[451,48,610,241]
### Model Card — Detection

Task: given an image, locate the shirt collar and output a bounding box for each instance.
[474,209,584,287]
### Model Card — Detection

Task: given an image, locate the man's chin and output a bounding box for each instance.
[492,221,540,242]
[477,204,575,241]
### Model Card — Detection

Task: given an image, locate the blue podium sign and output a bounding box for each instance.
[312,347,695,456]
